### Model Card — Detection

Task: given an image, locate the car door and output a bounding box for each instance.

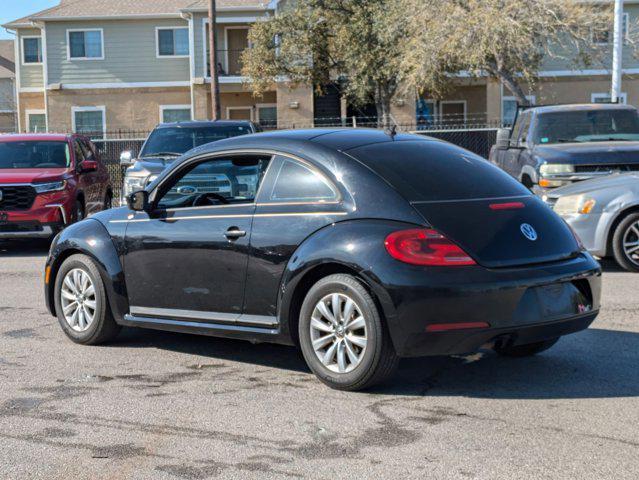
[123,153,271,323]
[78,139,103,214]
[243,154,346,320]
[503,112,531,179]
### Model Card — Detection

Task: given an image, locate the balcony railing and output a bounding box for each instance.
[207,49,247,77]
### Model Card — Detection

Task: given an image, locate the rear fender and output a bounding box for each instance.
[45,218,129,321]
[277,219,420,343]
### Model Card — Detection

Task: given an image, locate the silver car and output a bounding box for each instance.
[544,173,639,272]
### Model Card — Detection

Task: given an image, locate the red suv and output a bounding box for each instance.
[0,134,113,240]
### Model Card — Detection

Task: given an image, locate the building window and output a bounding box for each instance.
[592,92,627,104]
[440,100,467,126]
[68,29,104,60]
[257,104,277,128]
[227,107,253,121]
[502,95,536,126]
[593,12,629,45]
[161,105,192,123]
[157,27,189,57]
[22,37,42,64]
[27,111,46,133]
[72,106,106,139]
[416,99,437,128]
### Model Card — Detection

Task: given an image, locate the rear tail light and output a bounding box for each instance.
[426,322,490,332]
[489,201,525,210]
[384,228,476,266]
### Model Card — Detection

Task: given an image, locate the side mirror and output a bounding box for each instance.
[126,190,149,212]
[78,159,98,173]
[495,128,511,150]
[120,151,134,167]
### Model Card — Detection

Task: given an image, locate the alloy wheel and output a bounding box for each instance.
[60,268,97,332]
[310,293,367,374]
[623,220,639,266]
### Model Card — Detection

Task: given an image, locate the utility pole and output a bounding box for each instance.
[611,0,624,103]
[209,0,221,120]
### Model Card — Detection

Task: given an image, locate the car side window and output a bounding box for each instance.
[80,139,96,161]
[517,114,532,145]
[73,141,85,164]
[155,155,271,210]
[510,112,531,147]
[268,157,337,202]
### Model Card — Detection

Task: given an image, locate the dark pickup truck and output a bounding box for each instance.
[489,103,639,195]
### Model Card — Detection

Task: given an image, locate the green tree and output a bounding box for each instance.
[242,0,443,128]
[405,0,613,106]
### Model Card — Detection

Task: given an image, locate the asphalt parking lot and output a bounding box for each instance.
[0,240,637,480]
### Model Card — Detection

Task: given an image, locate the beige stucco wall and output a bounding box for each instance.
[391,94,416,128]
[276,83,314,129]
[532,75,639,106]
[46,87,191,133]
[421,75,639,126]
[0,112,16,132]
[192,83,276,121]
[18,92,45,132]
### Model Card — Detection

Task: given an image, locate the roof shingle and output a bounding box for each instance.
[4,0,271,27]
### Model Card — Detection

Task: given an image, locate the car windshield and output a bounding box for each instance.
[140,125,253,157]
[534,109,639,144]
[0,141,70,169]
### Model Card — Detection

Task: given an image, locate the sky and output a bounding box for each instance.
[0,0,59,39]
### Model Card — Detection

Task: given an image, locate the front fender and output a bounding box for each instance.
[277,219,421,343]
[45,218,129,321]
[520,163,539,184]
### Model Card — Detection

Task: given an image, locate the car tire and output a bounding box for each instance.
[611,212,639,273]
[75,200,85,223]
[494,337,559,357]
[298,274,399,391]
[54,254,121,345]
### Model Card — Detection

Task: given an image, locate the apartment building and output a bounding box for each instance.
[3,0,315,136]
[4,0,638,134]
[0,39,17,132]
[419,1,639,127]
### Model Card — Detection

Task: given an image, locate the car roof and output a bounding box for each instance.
[524,103,637,115]
[236,127,430,150]
[179,128,438,172]
[155,120,254,129]
[0,133,76,142]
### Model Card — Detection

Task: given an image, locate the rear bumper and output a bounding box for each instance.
[396,311,597,357]
[378,253,602,357]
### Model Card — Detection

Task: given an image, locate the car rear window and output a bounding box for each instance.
[349,140,530,202]
[0,141,70,169]
[141,125,253,157]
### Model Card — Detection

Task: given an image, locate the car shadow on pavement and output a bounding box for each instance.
[598,258,628,273]
[380,327,639,399]
[113,326,639,399]
[115,327,310,373]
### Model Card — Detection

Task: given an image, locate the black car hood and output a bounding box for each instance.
[533,142,639,165]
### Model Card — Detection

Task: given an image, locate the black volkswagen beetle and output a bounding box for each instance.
[44,129,601,391]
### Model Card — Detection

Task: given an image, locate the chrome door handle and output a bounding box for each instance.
[224,228,246,240]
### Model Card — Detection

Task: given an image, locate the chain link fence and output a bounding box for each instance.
[92,136,148,201]
[1,118,501,201]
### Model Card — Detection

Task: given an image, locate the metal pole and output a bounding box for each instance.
[611,0,624,103]
[209,0,221,120]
